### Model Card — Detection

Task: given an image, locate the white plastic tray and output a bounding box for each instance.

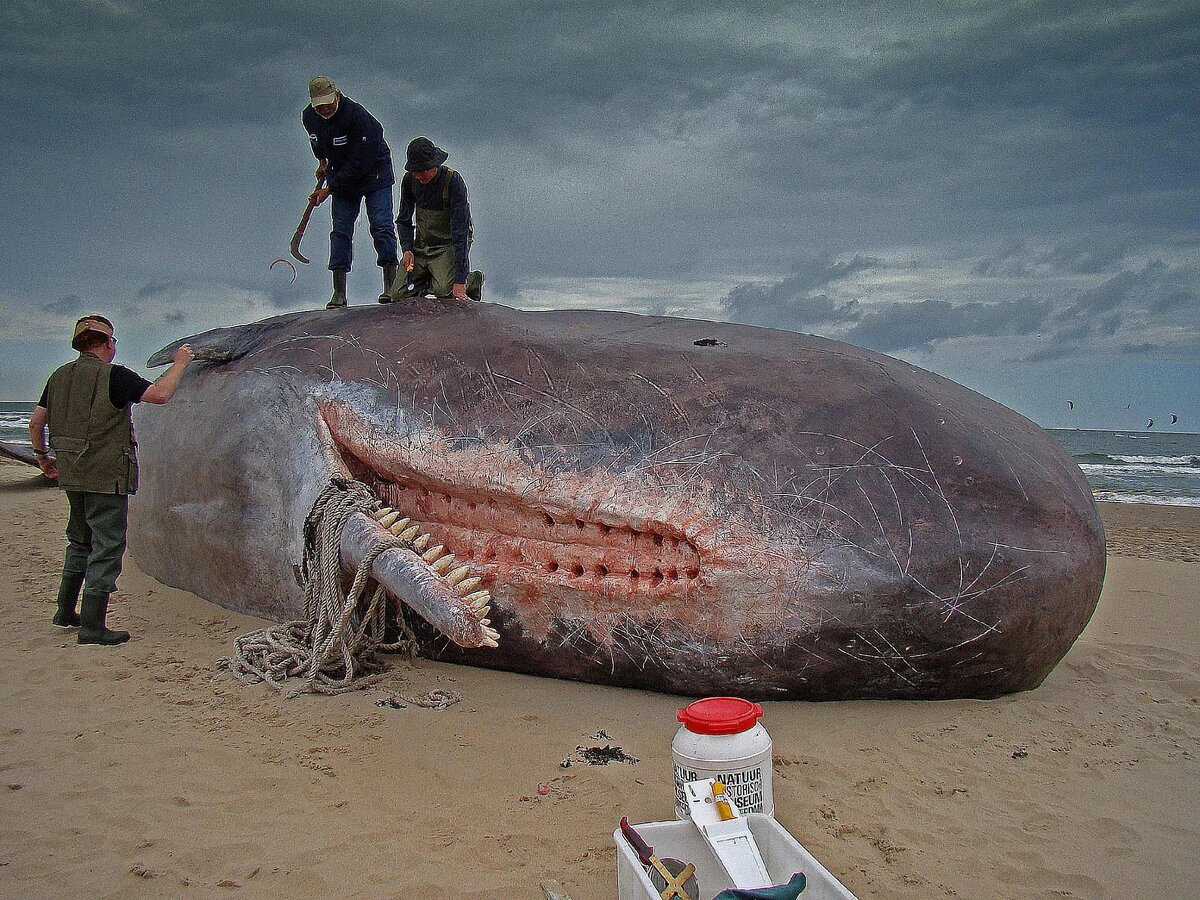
[614,814,857,900]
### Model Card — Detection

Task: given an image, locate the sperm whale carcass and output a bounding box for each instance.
[131,302,1105,700]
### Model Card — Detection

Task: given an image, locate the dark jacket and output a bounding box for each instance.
[302,96,395,197]
[396,167,473,282]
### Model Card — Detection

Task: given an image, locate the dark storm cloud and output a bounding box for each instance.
[1,0,1197,425]
[973,235,1133,278]
[1024,257,1200,354]
[1066,261,1168,314]
[715,242,1199,358]
[722,250,1064,352]
[1120,342,1162,355]
[845,297,1054,353]
[41,294,86,314]
[136,280,181,300]
[1040,237,1132,275]
[263,282,308,310]
[1048,321,1094,345]
[1054,258,1197,334]
[1024,344,1084,363]
[1145,262,1200,316]
[5,0,1196,285]
[824,2,1198,188]
[135,274,312,315]
[1149,289,1197,314]
[971,242,1034,278]
[483,269,522,300]
[722,254,877,329]
[1095,313,1124,337]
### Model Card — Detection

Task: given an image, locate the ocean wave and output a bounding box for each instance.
[0,414,30,428]
[1079,463,1200,478]
[1117,454,1200,466]
[1093,491,1200,508]
[1076,452,1200,467]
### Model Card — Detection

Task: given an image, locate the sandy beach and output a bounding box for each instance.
[0,458,1196,899]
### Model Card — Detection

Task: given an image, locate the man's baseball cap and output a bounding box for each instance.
[309,76,337,106]
[71,315,114,350]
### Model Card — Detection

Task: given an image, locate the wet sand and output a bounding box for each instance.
[1,460,1196,898]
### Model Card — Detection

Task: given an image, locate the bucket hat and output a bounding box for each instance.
[405,136,449,172]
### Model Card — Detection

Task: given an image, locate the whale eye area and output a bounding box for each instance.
[351,466,703,593]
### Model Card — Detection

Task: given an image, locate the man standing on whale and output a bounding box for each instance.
[29,316,194,645]
[302,76,401,308]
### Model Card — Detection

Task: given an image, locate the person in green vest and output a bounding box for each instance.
[392,137,484,301]
[28,316,194,645]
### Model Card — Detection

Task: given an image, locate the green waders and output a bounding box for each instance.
[398,168,484,300]
[66,491,132,644]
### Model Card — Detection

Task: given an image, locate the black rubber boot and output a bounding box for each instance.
[378,263,399,303]
[78,591,130,646]
[52,572,85,628]
[466,270,484,301]
[327,271,349,309]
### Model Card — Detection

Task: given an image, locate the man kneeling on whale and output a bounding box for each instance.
[29,316,194,645]
[392,136,484,301]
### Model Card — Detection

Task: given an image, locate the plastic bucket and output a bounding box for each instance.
[672,696,773,819]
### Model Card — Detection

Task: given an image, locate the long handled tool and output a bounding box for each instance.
[289,176,327,264]
[620,817,699,900]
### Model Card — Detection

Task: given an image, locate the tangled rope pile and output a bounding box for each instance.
[218,478,414,697]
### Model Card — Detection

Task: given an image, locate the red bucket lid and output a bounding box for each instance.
[677,697,764,735]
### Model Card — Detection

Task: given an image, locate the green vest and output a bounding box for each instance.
[414,166,473,252]
[45,354,139,494]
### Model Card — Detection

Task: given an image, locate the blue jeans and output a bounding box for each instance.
[329,185,398,272]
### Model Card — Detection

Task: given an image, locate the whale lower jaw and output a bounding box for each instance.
[316,402,728,653]
[339,509,497,648]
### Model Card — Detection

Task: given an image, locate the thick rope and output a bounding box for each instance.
[217,477,417,697]
[376,689,463,710]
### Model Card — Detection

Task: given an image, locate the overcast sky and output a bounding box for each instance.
[2,0,1196,430]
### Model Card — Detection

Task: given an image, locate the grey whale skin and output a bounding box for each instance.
[132,301,1105,700]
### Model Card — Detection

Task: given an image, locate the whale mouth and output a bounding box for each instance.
[347,457,703,593]
[316,401,718,648]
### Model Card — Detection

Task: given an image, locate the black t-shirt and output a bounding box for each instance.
[38,364,153,410]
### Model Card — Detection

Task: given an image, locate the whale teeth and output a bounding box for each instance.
[399,525,421,542]
[446,565,471,586]
[481,636,499,648]
[373,506,395,521]
[464,590,490,608]
[479,617,491,626]
[378,511,401,528]
[474,605,491,620]
[412,533,431,551]
[432,554,455,574]
[455,576,482,596]
[421,545,445,563]
[481,626,499,644]
[389,517,411,535]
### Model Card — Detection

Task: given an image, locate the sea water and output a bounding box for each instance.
[0,401,34,446]
[2,401,1196,507]
[1048,428,1200,508]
